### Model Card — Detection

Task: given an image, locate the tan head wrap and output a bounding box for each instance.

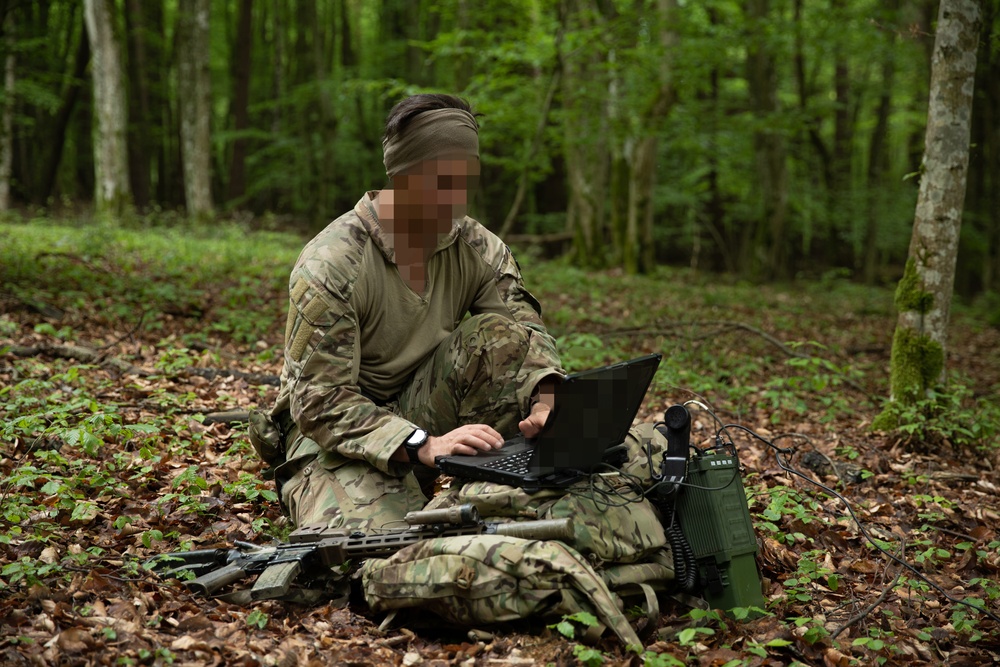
[382,108,479,179]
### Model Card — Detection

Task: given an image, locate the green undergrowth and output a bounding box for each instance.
[1,216,302,346]
[3,216,997,443]
[2,217,998,663]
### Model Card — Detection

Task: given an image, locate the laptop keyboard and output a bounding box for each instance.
[481,449,533,474]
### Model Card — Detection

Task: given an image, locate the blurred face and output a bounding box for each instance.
[391,157,481,227]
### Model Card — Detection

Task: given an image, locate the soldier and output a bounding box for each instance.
[263,94,564,533]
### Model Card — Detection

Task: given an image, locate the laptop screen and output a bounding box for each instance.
[532,353,660,472]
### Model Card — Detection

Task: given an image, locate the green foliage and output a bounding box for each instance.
[547,611,609,665]
[759,342,861,422]
[246,609,269,630]
[780,550,841,603]
[6,0,999,291]
[572,644,606,667]
[548,611,599,640]
[640,651,685,667]
[873,381,999,452]
[1,557,65,588]
[752,485,826,546]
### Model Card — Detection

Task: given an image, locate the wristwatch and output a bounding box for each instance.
[403,428,428,464]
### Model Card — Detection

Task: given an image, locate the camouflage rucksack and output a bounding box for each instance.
[360,534,644,646]
[360,423,676,642]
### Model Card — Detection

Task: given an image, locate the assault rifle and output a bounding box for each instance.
[146,504,573,601]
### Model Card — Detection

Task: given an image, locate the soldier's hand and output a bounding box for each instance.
[519,377,557,439]
[518,402,551,439]
[421,424,504,466]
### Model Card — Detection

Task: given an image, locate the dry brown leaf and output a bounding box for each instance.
[823,646,851,667]
[54,628,93,653]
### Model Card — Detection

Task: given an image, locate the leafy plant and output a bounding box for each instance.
[781,550,840,603]
[246,609,269,630]
[874,381,1000,452]
[549,611,600,640]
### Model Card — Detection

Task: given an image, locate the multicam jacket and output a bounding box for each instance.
[270,191,563,476]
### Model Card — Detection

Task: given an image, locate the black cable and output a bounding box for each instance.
[573,464,647,510]
[717,423,1000,625]
[663,505,698,592]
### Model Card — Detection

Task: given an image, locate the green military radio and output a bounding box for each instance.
[653,405,766,611]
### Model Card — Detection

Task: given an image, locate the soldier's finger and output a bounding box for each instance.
[459,433,496,452]
[452,443,480,457]
[467,424,504,447]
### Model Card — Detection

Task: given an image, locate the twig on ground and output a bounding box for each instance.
[5,342,279,385]
[602,320,809,359]
[95,310,149,352]
[831,570,902,640]
[602,319,875,400]
[0,291,65,319]
[36,251,114,275]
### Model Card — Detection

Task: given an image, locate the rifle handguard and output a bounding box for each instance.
[490,517,575,542]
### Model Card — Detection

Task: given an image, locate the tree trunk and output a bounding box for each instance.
[874,0,980,428]
[83,0,132,217]
[830,0,852,197]
[124,0,152,209]
[560,0,610,268]
[966,1,999,293]
[339,0,356,69]
[226,0,252,204]
[0,18,15,211]
[177,0,213,219]
[39,20,90,204]
[499,68,560,239]
[863,0,900,285]
[624,0,676,275]
[745,0,789,280]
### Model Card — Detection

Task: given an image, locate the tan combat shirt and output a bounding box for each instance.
[271,192,563,475]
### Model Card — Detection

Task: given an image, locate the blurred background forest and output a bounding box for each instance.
[2,0,998,295]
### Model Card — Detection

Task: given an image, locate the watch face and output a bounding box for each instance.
[405,429,427,463]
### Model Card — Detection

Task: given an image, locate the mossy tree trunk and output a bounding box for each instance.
[874,0,981,429]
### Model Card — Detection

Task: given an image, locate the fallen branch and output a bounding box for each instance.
[831,570,901,640]
[0,291,65,319]
[184,367,279,386]
[601,319,875,400]
[4,343,279,386]
[36,251,115,275]
[601,320,810,359]
[6,343,142,375]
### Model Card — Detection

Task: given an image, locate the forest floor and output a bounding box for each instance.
[1,218,999,667]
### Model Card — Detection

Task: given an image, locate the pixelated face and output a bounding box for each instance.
[393,157,481,224]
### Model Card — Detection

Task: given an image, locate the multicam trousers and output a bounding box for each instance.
[279,313,532,533]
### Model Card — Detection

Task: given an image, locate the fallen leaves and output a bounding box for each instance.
[3,260,1000,667]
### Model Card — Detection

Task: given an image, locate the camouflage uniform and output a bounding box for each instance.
[270,191,563,533]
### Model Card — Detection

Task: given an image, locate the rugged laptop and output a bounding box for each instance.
[435,353,661,489]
